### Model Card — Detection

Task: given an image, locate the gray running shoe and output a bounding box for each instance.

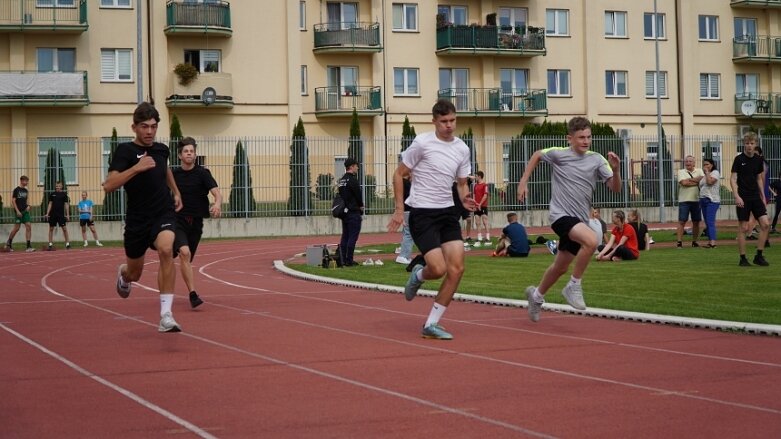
[421,323,452,340]
[561,282,587,310]
[25,247,36,252]
[158,312,181,333]
[116,264,131,298]
[525,286,543,322]
[404,264,424,301]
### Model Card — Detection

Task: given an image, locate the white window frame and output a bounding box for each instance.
[547,69,570,96]
[100,48,132,82]
[699,15,719,41]
[645,71,668,98]
[546,9,569,36]
[605,11,627,38]
[184,49,221,73]
[37,138,78,186]
[37,0,75,7]
[498,7,527,34]
[100,0,131,8]
[502,141,511,182]
[101,136,133,181]
[701,141,722,167]
[700,73,720,99]
[646,142,658,160]
[300,65,308,95]
[393,67,419,96]
[36,48,76,73]
[392,3,418,31]
[437,5,467,26]
[736,73,759,98]
[644,12,666,40]
[299,1,306,30]
[606,70,628,97]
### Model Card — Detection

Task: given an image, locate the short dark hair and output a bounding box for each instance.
[344,157,358,168]
[177,136,197,154]
[567,117,591,135]
[133,102,160,125]
[476,171,484,179]
[20,175,29,181]
[506,212,517,221]
[703,158,717,171]
[432,99,456,118]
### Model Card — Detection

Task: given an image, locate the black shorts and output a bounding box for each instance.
[737,198,768,222]
[457,207,472,220]
[409,207,463,255]
[551,216,583,256]
[474,206,488,216]
[48,215,67,228]
[174,215,204,261]
[123,211,177,259]
[79,218,95,227]
[613,246,637,261]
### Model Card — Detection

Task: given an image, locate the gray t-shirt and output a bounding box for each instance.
[539,147,614,223]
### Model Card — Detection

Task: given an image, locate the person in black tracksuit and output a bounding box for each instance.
[337,158,363,266]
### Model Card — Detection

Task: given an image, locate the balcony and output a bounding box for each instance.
[313,22,382,54]
[436,25,545,57]
[166,72,233,108]
[0,71,88,106]
[733,36,781,62]
[735,93,781,119]
[731,0,781,8]
[437,88,547,117]
[0,0,87,33]
[314,86,383,117]
[164,0,231,37]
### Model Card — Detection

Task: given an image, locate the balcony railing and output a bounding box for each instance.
[165,0,231,37]
[0,0,87,32]
[731,0,781,8]
[166,72,233,107]
[0,71,88,106]
[314,86,383,116]
[313,22,382,53]
[436,25,545,56]
[733,36,781,62]
[437,88,547,117]
[735,93,781,118]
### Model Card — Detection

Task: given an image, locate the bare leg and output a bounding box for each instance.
[178,245,195,293]
[155,230,176,294]
[737,220,748,255]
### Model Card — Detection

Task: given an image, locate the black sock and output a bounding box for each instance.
[189,291,197,297]
[757,250,763,257]
[26,240,31,248]
[740,254,748,260]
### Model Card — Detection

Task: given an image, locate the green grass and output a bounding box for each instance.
[291,239,781,326]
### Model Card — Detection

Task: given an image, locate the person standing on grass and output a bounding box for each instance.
[395,173,413,265]
[473,171,491,245]
[596,210,639,262]
[78,191,103,247]
[387,99,476,340]
[676,155,704,248]
[5,175,35,252]
[518,117,621,322]
[104,102,184,333]
[730,132,770,267]
[173,137,223,309]
[698,158,721,248]
[337,157,363,267]
[44,181,71,251]
[770,171,781,234]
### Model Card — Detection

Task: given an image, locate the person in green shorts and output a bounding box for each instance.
[6,175,35,252]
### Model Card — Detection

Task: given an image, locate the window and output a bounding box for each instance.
[644,13,665,39]
[546,9,569,36]
[100,49,132,82]
[605,11,627,37]
[437,5,467,26]
[606,71,628,97]
[326,2,357,30]
[734,17,757,40]
[646,142,658,160]
[37,0,75,7]
[184,49,220,73]
[699,73,720,99]
[101,136,133,180]
[699,15,719,41]
[327,66,358,96]
[392,3,417,31]
[300,65,308,95]
[37,48,75,72]
[498,7,527,33]
[439,68,469,110]
[645,71,667,98]
[701,141,722,166]
[38,138,77,186]
[736,73,759,98]
[100,0,131,7]
[394,68,419,96]
[502,141,511,182]
[547,69,570,96]
[299,1,306,30]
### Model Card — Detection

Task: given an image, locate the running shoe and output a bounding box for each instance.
[395,256,411,265]
[189,291,204,309]
[525,286,542,322]
[753,255,770,267]
[546,240,558,255]
[405,264,424,301]
[158,312,181,333]
[739,258,751,267]
[421,323,453,340]
[561,282,587,310]
[96,241,103,247]
[116,264,131,298]
[25,247,36,252]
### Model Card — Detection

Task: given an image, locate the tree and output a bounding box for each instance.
[102,128,124,220]
[401,115,416,152]
[347,108,371,208]
[639,127,674,205]
[288,117,312,216]
[169,114,183,168]
[40,147,68,216]
[228,140,257,217]
[460,127,477,173]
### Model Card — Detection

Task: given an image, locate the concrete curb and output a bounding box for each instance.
[273,260,781,336]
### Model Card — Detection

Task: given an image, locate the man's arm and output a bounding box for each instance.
[12,195,21,216]
[209,186,223,218]
[606,151,621,193]
[517,151,542,202]
[456,177,476,211]
[166,168,183,211]
[757,173,767,205]
[386,164,411,232]
[730,172,743,208]
[103,154,156,193]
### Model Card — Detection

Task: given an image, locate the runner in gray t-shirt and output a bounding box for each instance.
[517,117,621,322]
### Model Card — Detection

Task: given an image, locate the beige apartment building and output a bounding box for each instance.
[1,0,780,196]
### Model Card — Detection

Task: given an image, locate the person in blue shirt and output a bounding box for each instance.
[493,212,530,257]
[78,191,103,247]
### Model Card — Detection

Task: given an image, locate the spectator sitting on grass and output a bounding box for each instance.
[596,210,639,262]
[493,212,530,257]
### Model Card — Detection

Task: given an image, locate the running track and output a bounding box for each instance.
[1,235,780,438]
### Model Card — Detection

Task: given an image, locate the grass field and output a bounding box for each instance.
[290,232,780,326]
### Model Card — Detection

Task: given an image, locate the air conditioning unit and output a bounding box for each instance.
[616,128,632,138]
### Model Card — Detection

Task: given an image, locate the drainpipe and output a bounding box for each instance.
[146,0,154,104]
[136,0,143,103]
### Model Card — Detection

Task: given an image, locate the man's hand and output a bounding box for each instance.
[517,182,528,203]
[209,204,221,218]
[462,195,478,212]
[386,211,404,232]
[133,152,155,172]
[173,194,183,212]
[607,151,620,170]
[735,195,744,208]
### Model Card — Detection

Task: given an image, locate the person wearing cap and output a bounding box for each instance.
[172,137,223,309]
[337,157,363,266]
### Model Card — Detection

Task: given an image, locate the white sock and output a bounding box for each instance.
[533,288,545,303]
[84,240,88,245]
[569,276,582,285]
[486,233,490,240]
[48,242,53,246]
[160,293,174,316]
[425,302,447,327]
[415,269,425,282]
[477,233,483,241]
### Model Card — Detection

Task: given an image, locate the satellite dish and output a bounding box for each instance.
[201,87,217,106]
[741,100,757,117]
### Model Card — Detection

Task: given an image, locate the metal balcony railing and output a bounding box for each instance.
[0,0,87,31]
[735,93,781,117]
[437,88,547,116]
[733,36,781,61]
[165,0,231,36]
[731,0,781,8]
[436,25,545,55]
[313,22,381,52]
[314,86,382,114]
[0,71,88,106]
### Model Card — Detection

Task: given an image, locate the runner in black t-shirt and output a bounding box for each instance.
[44,181,71,250]
[172,137,222,309]
[730,132,770,267]
[103,102,184,332]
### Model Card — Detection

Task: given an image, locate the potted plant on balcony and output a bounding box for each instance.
[174,63,199,86]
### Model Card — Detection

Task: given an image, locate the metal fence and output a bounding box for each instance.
[1,134,778,223]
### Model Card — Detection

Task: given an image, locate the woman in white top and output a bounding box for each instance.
[699,158,721,248]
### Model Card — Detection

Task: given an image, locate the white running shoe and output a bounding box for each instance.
[525,286,543,322]
[561,282,587,310]
[116,264,131,298]
[473,241,482,248]
[394,247,401,254]
[83,241,88,247]
[362,258,375,266]
[96,241,103,247]
[25,247,36,252]
[374,259,384,266]
[395,256,411,265]
[158,312,181,333]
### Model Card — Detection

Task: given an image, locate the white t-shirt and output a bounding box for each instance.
[698,169,721,203]
[402,131,471,209]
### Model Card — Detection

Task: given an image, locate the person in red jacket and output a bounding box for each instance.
[596,210,639,261]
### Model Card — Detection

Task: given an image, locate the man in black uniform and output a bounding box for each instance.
[44,181,71,250]
[104,102,184,332]
[337,158,363,266]
[172,137,222,308]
